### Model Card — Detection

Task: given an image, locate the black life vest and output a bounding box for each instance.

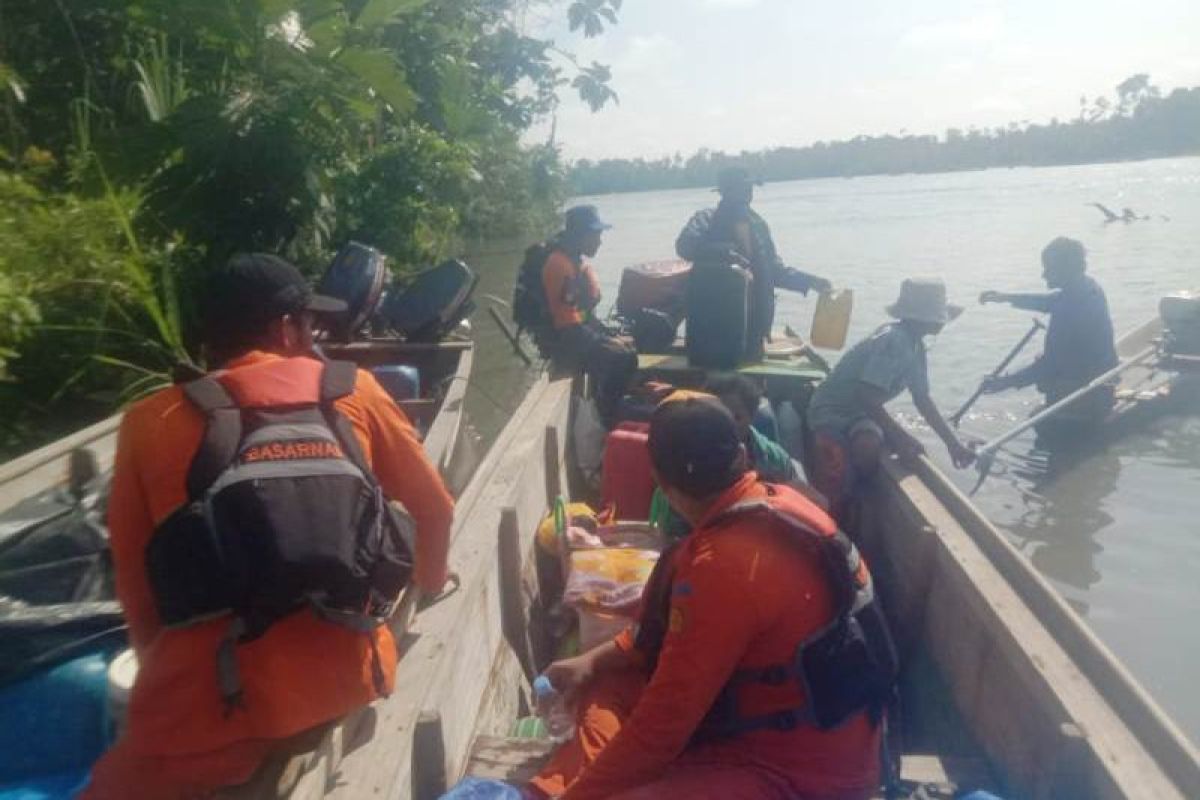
[635,485,897,737]
[145,358,414,713]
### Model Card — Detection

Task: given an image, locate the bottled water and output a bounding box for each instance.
[532,675,575,742]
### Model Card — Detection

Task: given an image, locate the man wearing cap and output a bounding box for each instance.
[676,167,832,360]
[806,278,975,520]
[84,254,455,799]
[542,204,635,424]
[979,237,1118,424]
[528,392,886,800]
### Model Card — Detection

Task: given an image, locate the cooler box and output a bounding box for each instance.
[686,264,750,369]
[601,422,655,521]
[616,260,691,318]
[371,365,421,402]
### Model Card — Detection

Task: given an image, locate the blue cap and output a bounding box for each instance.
[563,205,612,236]
[533,675,555,698]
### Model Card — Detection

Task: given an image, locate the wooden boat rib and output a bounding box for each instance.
[329,372,1200,800]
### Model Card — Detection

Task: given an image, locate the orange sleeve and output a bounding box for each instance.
[542,252,583,329]
[350,370,454,594]
[107,412,162,654]
[563,544,758,799]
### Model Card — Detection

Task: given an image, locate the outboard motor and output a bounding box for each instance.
[317,245,478,343]
[317,242,388,340]
[1160,292,1200,356]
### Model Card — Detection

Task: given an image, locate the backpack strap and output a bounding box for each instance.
[320,359,358,402]
[182,377,242,501]
[316,361,376,478]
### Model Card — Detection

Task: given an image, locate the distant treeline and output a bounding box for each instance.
[568,75,1200,195]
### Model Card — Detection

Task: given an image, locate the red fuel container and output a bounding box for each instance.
[601,422,655,521]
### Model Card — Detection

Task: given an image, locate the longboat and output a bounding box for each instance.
[303,316,1200,799]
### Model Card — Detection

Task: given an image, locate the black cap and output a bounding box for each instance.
[648,391,746,497]
[204,253,347,337]
[563,205,612,237]
[715,166,762,194]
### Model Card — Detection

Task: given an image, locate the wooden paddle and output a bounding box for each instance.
[950,317,1045,426]
[970,344,1158,493]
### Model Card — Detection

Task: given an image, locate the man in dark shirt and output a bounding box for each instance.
[980,237,1118,418]
[676,167,831,360]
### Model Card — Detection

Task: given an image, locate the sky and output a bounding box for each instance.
[529,0,1200,161]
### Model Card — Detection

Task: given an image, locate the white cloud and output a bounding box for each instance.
[973,95,1026,114]
[703,0,761,7]
[902,10,1004,48]
[617,34,683,78]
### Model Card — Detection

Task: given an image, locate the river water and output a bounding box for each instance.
[462,155,1200,744]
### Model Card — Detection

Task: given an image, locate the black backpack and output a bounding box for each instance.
[145,360,414,713]
[512,240,557,335]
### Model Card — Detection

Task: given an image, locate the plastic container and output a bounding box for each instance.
[687,264,750,368]
[600,422,654,521]
[809,289,853,350]
[0,653,109,783]
[532,675,575,742]
[106,648,138,740]
[371,365,421,402]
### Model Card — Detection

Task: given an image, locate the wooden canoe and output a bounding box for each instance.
[0,338,477,520]
[336,375,1200,800]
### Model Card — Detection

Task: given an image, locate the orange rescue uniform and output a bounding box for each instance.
[533,475,881,800]
[542,249,601,329]
[83,351,454,799]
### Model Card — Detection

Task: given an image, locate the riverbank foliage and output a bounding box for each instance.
[0,0,620,457]
[570,75,1200,195]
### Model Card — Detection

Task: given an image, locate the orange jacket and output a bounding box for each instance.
[542,249,601,329]
[563,475,880,800]
[106,351,453,759]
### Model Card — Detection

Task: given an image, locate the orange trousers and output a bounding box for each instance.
[81,738,273,800]
[529,670,801,800]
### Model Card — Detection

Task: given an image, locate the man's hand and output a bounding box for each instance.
[809,276,833,294]
[542,653,595,705]
[947,439,976,469]
[979,290,1006,305]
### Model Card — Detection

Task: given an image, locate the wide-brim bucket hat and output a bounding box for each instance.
[885,278,963,324]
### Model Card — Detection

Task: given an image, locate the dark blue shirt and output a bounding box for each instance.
[1007,275,1118,397]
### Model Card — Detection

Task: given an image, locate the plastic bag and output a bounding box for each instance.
[0,474,125,687]
[563,548,659,616]
[572,398,606,485]
[438,777,523,800]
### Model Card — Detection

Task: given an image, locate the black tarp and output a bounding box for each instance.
[0,473,126,687]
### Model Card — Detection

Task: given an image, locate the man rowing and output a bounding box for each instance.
[979,237,1119,426]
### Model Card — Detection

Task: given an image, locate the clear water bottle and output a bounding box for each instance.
[532,675,575,742]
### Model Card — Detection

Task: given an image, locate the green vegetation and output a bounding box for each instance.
[0,0,621,457]
[569,74,1200,195]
